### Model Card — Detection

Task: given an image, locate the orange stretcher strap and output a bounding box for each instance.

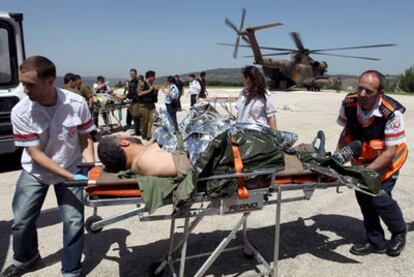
[230,135,249,199]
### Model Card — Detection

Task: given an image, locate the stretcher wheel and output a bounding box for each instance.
[242,244,256,259]
[85,215,103,234]
[148,262,165,277]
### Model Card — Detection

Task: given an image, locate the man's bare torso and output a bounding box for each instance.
[131,142,177,177]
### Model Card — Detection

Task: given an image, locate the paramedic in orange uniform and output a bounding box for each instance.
[336,70,408,257]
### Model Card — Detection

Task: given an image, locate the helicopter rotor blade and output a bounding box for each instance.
[248,22,283,31]
[291,32,305,51]
[225,18,239,33]
[313,52,380,61]
[311,43,397,53]
[217,43,294,52]
[233,36,241,59]
[240,8,246,31]
[243,51,293,58]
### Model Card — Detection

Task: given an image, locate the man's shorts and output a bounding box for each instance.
[172,150,192,179]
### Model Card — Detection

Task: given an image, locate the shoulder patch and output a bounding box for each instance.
[343,94,358,107]
[379,104,393,119]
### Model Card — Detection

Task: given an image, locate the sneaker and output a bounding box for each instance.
[312,130,326,155]
[331,140,362,165]
[1,254,42,277]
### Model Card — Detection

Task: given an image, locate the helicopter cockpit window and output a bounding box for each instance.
[0,21,18,88]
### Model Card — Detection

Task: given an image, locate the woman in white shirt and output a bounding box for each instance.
[236,66,277,129]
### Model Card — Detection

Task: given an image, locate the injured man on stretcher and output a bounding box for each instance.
[97,136,192,178]
[96,130,361,180]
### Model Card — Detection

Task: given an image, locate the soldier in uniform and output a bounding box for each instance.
[134,70,158,140]
[74,75,93,110]
[128,68,141,134]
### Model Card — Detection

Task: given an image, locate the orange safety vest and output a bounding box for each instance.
[342,93,408,181]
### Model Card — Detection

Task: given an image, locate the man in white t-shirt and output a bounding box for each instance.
[188,73,201,107]
[1,56,95,277]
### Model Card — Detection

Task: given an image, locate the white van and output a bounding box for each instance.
[0,12,25,154]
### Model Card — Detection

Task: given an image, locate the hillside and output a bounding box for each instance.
[55,69,398,90]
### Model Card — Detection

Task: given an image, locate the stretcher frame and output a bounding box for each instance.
[205,95,239,120]
[92,97,129,136]
[69,166,373,277]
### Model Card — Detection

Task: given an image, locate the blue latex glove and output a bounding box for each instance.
[74,174,88,181]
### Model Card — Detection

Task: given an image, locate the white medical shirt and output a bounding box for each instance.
[189,80,201,95]
[11,88,96,184]
[236,90,277,126]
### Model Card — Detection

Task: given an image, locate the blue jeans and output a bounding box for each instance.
[166,103,178,130]
[355,172,406,249]
[11,170,84,275]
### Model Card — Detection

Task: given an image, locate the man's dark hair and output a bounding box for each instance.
[97,136,127,172]
[74,74,81,80]
[97,75,105,82]
[174,74,180,78]
[167,75,176,84]
[200,71,206,77]
[145,70,156,79]
[19,56,56,80]
[64,73,75,84]
[189,74,196,78]
[359,70,385,91]
[130,68,137,74]
[97,136,143,172]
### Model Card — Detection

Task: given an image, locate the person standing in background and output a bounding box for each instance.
[174,74,184,111]
[197,71,207,99]
[127,68,140,132]
[93,76,112,127]
[136,70,158,140]
[74,74,93,110]
[188,74,200,107]
[163,76,180,129]
[61,73,79,93]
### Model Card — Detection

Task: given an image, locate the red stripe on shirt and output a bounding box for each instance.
[385,131,406,139]
[77,118,93,130]
[13,133,38,139]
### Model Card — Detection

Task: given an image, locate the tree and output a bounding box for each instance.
[398,66,414,93]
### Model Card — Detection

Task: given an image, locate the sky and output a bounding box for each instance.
[1,0,414,78]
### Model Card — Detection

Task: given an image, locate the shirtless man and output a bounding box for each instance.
[97,136,191,178]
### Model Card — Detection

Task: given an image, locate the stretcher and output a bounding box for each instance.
[93,94,129,136]
[205,95,239,120]
[64,155,374,277]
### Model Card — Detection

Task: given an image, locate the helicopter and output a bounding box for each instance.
[219,9,396,90]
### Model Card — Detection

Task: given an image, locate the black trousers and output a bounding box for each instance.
[126,108,132,126]
[190,94,197,106]
[355,172,406,248]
